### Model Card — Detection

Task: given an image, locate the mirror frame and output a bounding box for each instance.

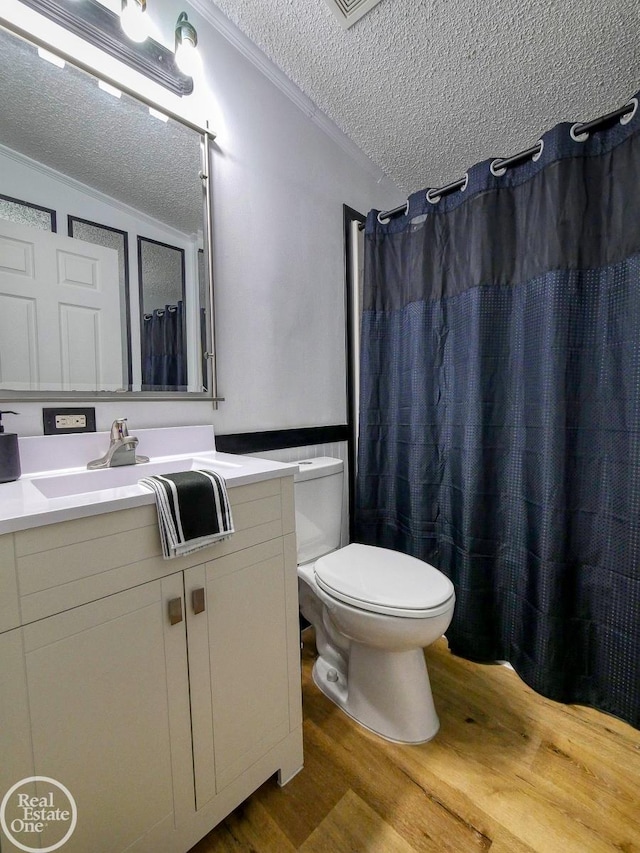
[0,14,222,404]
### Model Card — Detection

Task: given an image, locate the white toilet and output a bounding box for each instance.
[295,457,456,744]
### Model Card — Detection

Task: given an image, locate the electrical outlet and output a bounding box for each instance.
[43,407,96,435]
[55,414,86,429]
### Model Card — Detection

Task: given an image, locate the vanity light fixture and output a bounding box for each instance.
[120,0,148,44]
[17,0,194,96]
[174,12,199,76]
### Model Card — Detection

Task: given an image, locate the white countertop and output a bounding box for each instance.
[0,426,297,534]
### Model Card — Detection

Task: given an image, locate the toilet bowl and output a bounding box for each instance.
[298,542,455,744]
[294,458,455,744]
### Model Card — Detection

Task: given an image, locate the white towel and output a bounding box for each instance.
[140,469,234,559]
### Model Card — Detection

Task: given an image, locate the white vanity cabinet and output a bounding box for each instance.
[0,474,303,853]
[0,575,190,853]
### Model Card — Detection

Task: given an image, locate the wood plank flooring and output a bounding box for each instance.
[190,631,640,853]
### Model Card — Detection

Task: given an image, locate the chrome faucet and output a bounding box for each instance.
[87,419,150,469]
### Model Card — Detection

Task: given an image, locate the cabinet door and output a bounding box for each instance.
[5,574,193,853]
[187,537,292,798]
[0,629,34,805]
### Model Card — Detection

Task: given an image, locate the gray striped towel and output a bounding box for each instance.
[139,469,234,559]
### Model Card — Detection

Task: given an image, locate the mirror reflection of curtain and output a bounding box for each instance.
[141,301,186,391]
[138,237,187,390]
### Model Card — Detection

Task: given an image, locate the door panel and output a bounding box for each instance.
[0,218,122,391]
[206,541,290,792]
[0,293,38,388]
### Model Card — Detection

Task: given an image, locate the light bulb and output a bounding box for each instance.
[175,12,199,76]
[120,0,148,43]
[175,38,200,76]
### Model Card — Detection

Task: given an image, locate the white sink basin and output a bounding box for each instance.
[31,456,241,499]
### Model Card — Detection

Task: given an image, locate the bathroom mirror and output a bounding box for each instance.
[0,23,218,400]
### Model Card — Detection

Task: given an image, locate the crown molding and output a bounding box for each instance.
[188,0,390,185]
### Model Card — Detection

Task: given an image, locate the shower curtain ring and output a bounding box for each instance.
[570,122,590,142]
[490,158,507,177]
[620,97,638,125]
[377,201,409,225]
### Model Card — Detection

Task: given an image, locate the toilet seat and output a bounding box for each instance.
[314,543,455,619]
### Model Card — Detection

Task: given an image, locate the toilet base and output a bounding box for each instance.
[312,643,440,744]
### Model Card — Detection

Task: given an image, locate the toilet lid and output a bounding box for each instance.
[314,543,455,618]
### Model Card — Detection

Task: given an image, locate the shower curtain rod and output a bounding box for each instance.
[359,100,636,230]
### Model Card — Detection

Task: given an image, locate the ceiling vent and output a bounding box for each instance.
[323,0,385,29]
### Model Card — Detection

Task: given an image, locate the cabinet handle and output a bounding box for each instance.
[168,597,183,625]
[192,587,206,615]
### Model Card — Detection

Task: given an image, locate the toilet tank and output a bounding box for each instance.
[294,457,344,564]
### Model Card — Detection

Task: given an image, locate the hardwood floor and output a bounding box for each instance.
[191,631,640,853]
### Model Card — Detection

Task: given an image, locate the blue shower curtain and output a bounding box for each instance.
[141,301,187,391]
[355,95,640,728]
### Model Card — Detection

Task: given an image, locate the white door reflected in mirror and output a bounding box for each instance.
[0,219,122,392]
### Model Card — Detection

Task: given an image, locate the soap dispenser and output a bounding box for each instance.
[0,410,21,483]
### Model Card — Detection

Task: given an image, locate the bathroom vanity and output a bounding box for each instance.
[0,427,303,853]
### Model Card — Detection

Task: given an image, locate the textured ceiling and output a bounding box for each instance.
[0,27,203,234]
[204,0,640,195]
